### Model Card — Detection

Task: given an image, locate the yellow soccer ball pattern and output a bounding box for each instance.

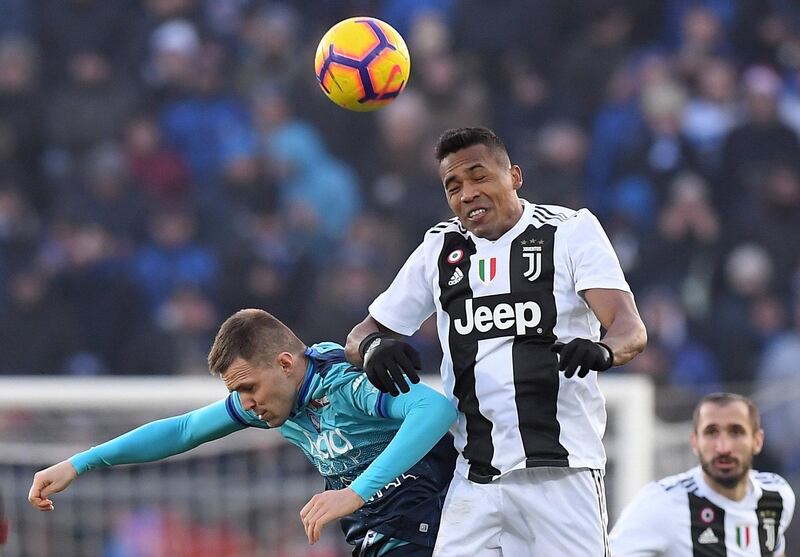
[314,17,410,111]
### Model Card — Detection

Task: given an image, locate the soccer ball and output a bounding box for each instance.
[314,17,410,112]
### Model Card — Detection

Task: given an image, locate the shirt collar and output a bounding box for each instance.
[468,199,534,246]
[692,465,758,507]
[292,347,323,414]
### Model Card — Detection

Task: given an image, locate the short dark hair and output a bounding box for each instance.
[692,392,761,432]
[434,127,509,163]
[207,309,305,376]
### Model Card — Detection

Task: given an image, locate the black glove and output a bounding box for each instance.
[550,339,614,378]
[359,332,422,396]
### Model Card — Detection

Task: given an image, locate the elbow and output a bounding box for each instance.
[635,321,648,355]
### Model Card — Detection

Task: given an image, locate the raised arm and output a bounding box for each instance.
[28,399,245,511]
[299,382,457,543]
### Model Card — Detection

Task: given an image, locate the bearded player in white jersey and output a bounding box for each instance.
[611,393,795,556]
[345,127,647,556]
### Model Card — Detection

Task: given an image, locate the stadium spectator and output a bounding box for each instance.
[132,205,218,314]
[346,127,647,556]
[259,96,361,258]
[0,267,76,374]
[680,57,738,174]
[626,287,721,405]
[44,50,137,156]
[123,112,192,205]
[710,243,778,384]
[0,36,45,209]
[719,65,800,224]
[29,308,457,556]
[610,392,796,556]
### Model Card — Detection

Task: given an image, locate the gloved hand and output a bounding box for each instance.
[550,339,614,378]
[359,333,422,396]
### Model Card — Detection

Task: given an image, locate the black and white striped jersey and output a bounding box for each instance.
[368,200,631,483]
[610,466,796,556]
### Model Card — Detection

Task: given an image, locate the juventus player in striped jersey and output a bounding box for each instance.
[610,393,795,556]
[346,127,647,556]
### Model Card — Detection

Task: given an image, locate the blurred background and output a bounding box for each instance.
[0,0,799,555]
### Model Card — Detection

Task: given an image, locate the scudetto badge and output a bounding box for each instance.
[447,249,464,265]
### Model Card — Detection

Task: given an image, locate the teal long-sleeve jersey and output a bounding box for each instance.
[70,343,457,552]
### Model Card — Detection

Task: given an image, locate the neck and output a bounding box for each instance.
[702,469,749,502]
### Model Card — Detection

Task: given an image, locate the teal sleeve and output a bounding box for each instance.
[69,399,246,474]
[349,381,456,501]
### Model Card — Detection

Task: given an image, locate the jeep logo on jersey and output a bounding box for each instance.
[453,297,542,337]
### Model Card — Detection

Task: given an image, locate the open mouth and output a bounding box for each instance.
[467,208,488,221]
[713,458,738,471]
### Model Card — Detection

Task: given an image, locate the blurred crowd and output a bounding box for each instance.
[0,0,799,474]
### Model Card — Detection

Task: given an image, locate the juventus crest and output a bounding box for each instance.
[522,242,543,282]
[759,514,778,552]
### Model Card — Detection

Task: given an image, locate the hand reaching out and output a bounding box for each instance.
[28,460,78,511]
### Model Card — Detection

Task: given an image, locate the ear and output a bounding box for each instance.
[752,428,765,456]
[510,164,523,190]
[690,431,699,456]
[277,351,294,374]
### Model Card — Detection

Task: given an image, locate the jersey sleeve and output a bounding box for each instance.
[224,391,272,429]
[70,398,247,474]
[609,482,673,556]
[567,209,631,295]
[776,481,796,556]
[344,378,457,501]
[368,242,435,336]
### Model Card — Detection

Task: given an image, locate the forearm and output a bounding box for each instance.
[349,384,456,501]
[584,289,647,366]
[345,315,386,367]
[601,313,647,366]
[70,400,242,473]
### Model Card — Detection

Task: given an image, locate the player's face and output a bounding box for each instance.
[440,144,524,240]
[222,355,299,427]
[691,401,764,489]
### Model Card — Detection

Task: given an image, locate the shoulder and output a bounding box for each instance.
[752,470,796,500]
[528,203,580,226]
[308,343,357,382]
[426,216,464,235]
[655,469,699,498]
[753,469,791,488]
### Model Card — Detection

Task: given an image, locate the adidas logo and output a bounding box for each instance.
[698,527,719,544]
[448,268,464,286]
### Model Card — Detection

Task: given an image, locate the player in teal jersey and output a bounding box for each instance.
[28,309,457,557]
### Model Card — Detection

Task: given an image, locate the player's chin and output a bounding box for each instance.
[710,465,746,485]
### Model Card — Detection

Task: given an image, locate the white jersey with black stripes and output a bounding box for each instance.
[368,199,631,483]
[610,466,795,556]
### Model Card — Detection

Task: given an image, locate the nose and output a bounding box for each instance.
[241,395,256,411]
[715,433,733,454]
[460,181,480,203]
